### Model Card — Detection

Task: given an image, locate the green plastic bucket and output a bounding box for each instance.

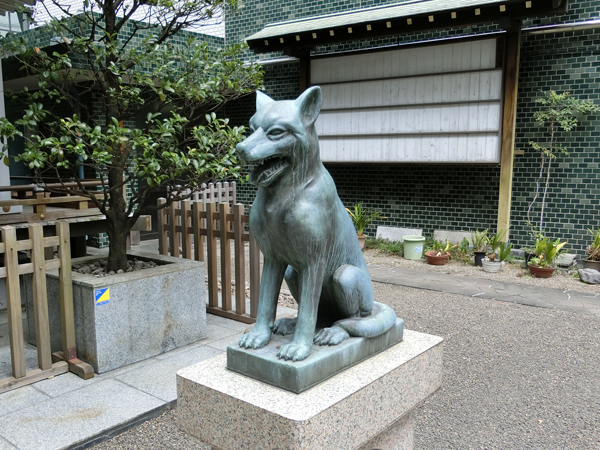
[403,235,426,260]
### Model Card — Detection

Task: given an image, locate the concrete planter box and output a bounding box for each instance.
[25,250,206,374]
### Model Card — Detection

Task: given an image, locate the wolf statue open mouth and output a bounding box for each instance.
[250,155,289,186]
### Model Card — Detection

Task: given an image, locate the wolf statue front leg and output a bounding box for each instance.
[277,262,326,361]
[238,259,285,349]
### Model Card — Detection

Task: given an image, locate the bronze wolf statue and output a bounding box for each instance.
[237,86,396,362]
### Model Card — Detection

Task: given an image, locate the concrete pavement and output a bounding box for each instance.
[1,259,599,449]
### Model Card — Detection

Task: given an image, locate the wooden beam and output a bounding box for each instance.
[497,23,522,241]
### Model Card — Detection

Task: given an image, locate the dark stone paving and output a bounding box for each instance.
[368,266,600,318]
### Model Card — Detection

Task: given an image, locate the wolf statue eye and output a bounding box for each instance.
[267,128,286,138]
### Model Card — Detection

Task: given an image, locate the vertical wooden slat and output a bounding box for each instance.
[205,203,219,308]
[56,221,76,361]
[497,24,522,241]
[233,204,246,315]
[248,221,260,319]
[157,198,167,255]
[29,224,52,370]
[2,226,25,378]
[219,203,232,312]
[231,181,237,204]
[192,202,204,262]
[181,200,192,259]
[169,201,179,257]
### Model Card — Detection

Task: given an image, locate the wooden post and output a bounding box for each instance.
[248,215,260,319]
[219,203,232,312]
[56,221,76,362]
[181,200,192,259]
[169,201,179,257]
[29,224,52,371]
[2,226,26,378]
[497,23,522,241]
[205,203,219,308]
[157,198,167,255]
[233,204,246,315]
[192,201,205,262]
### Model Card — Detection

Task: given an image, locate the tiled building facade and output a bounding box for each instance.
[227,0,600,256]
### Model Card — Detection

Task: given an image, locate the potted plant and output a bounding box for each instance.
[346,203,386,249]
[528,237,567,278]
[583,227,600,271]
[471,229,489,267]
[482,241,513,273]
[425,240,457,265]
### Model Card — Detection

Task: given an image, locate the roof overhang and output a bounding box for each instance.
[0,0,35,15]
[246,0,568,54]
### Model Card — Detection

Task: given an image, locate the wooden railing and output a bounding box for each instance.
[0,180,104,225]
[0,221,93,394]
[157,199,260,324]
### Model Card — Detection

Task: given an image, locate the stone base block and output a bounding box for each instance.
[177,329,443,450]
[25,250,206,374]
[227,316,404,393]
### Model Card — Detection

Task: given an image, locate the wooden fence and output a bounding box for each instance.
[157,199,260,324]
[170,181,236,206]
[0,221,93,394]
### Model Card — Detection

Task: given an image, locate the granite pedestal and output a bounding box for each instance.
[25,250,206,373]
[177,329,443,450]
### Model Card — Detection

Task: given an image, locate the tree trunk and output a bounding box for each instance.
[106,210,132,272]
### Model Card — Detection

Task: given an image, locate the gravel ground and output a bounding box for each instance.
[91,249,600,450]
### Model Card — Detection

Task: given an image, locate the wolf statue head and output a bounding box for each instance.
[236,86,323,188]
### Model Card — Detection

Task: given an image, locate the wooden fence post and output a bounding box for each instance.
[2,226,25,379]
[248,213,260,319]
[205,203,219,308]
[233,204,246,315]
[169,201,179,257]
[192,201,205,262]
[29,224,52,371]
[181,200,192,259]
[56,221,76,362]
[157,198,167,255]
[219,203,232,312]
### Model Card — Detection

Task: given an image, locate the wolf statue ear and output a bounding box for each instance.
[256,91,275,111]
[296,86,322,126]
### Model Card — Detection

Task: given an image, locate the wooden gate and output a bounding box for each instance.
[158,199,260,324]
[0,221,93,394]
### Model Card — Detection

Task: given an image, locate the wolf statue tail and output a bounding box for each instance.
[333,302,397,337]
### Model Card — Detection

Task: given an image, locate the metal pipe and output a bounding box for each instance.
[523,18,600,35]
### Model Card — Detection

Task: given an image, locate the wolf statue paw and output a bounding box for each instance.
[314,326,350,346]
[273,317,297,335]
[239,329,271,349]
[277,341,312,361]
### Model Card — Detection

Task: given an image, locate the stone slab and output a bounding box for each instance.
[433,229,471,245]
[25,250,207,373]
[177,329,443,450]
[0,379,164,450]
[376,226,422,241]
[227,318,404,393]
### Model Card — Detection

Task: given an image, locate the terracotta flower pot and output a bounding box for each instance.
[528,264,556,278]
[425,251,449,265]
[357,234,366,249]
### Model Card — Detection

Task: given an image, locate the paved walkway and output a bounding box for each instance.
[369,265,600,318]
[0,264,599,449]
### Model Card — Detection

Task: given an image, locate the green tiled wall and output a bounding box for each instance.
[230,0,600,257]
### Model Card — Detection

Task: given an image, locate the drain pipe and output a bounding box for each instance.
[523,18,600,35]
